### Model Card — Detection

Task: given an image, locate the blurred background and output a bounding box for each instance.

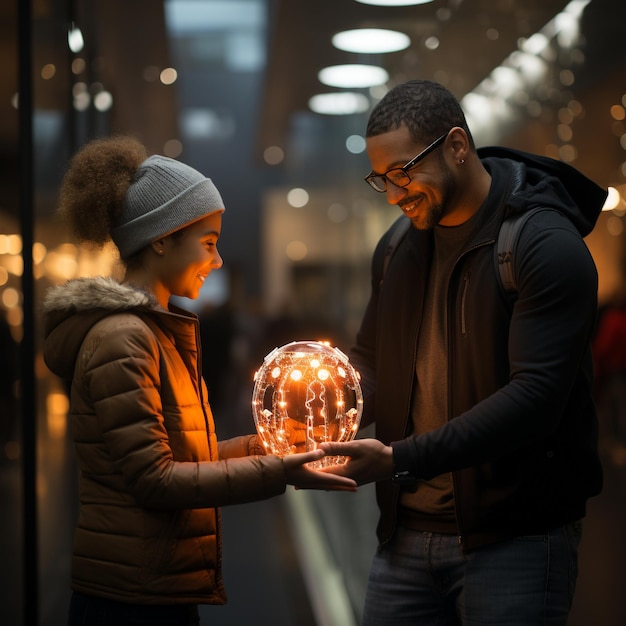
[1,0,626,624]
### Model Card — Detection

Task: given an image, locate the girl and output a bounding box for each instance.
[42,136,356,626]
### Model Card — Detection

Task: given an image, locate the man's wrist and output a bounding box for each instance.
[390,440,418,489]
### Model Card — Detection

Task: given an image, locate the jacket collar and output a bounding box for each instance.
[42,276,199,380]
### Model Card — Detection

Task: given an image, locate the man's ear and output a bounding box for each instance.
[449,127,469,161]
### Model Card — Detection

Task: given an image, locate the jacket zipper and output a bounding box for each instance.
[460,270,471,335]
[193,320,215,460]
[448,238,495,548]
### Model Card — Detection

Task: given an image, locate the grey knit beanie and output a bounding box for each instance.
[111,155,224,258]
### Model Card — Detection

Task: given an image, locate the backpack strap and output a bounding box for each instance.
[379,208,551,295]
[497,207,549,293]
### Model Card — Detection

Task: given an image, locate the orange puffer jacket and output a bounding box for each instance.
[43,277,287,605]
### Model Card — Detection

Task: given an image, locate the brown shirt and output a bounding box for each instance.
[400,212,481,532]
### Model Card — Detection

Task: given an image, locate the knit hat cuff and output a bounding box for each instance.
[111,178,224,258]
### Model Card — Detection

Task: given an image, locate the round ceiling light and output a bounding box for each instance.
[354,0,434,5]
[332,28,410,54]
[308,92,370,115]
[318,64,389,88]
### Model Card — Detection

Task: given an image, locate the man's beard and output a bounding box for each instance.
[412,159,455,230]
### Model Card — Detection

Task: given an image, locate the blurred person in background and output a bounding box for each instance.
[42,136,356,626]
[322,79,606,626]
[592,283,626,465]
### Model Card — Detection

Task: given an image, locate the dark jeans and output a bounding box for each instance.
[68,592,200,626]
[363,520,583,626]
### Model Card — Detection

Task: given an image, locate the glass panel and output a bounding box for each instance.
[1,1,23,624]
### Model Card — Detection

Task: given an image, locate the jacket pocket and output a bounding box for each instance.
[144,509,185,578]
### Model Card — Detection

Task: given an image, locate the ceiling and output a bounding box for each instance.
[1,0,624,291]
[257,0,625,156]
[259,0,568,150]
[2,0,624,188]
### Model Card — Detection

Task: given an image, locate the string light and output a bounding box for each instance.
[252,341,362,467]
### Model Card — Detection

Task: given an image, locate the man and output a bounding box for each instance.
[320,79,606,625]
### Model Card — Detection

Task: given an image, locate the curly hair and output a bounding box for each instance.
[59,136,148,247]
[366,80,475,150]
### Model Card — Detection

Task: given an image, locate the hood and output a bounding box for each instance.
[42,277,157,380]
[478,146,607,237]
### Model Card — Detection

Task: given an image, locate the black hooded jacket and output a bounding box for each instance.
[352,148,606,551]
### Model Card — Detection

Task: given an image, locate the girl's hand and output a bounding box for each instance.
[282,450,358,491]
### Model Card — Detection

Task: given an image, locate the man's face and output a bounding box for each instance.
[365,124,458,230]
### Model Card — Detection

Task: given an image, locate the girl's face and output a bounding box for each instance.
[158,212,223,301]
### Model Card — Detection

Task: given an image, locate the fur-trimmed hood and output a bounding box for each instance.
[43,277,165,381]
[43,276,156,316]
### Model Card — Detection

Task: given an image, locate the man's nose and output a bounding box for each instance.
[385,182,408,205]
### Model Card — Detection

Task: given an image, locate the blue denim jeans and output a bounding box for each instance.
[363,521,583,626]
[67,592,200,626]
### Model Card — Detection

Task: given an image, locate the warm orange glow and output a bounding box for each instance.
[252,341,362,467]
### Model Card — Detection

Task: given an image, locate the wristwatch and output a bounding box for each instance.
[391,441,418,490]
[391,469,418,490]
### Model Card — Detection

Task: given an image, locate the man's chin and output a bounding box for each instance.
[411,213,437,231]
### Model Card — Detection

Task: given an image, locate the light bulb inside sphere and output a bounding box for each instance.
[252,340,363,468]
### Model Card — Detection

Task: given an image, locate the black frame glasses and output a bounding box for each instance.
[364,130,450,193]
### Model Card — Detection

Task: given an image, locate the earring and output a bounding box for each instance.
[457,159,465,165]
[155,248,164,256]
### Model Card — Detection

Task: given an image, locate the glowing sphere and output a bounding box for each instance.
[252,340,363,467]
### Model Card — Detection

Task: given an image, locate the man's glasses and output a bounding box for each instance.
[364,130,450,193]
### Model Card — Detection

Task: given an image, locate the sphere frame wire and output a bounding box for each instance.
[252,340,363,467]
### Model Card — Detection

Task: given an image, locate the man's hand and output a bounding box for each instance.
[318,439,394,485]
[282,449,358,491]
